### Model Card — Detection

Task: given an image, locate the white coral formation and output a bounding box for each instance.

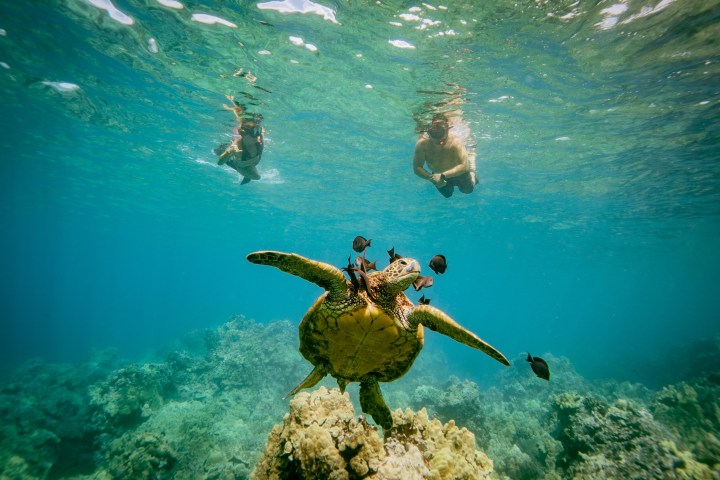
[252,386,493,480]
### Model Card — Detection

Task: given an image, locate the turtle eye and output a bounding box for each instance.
[398,260,407,266]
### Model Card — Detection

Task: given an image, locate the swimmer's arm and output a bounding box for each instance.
[413,143,432,180]
[218,139,241,164]
[440,145,471,178]
[414,145,446,187]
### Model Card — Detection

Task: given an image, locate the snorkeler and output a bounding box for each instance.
[215,118,264,184]
[413,112,477,198]
[215,95,265,184]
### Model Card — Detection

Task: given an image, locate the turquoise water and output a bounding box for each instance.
[1,0,719,390]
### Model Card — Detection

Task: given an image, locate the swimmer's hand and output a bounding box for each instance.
[429,173,447,188]
[218,144,240,164]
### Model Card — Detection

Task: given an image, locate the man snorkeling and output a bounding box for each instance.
[413,113,477,198]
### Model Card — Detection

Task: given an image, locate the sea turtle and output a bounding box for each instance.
[246,250,509,429]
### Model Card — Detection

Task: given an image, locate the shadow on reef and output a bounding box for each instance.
[1,318,719,480]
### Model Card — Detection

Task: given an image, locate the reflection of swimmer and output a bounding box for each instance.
[413,112,477,198]
[215,118,264,184]
[222,94,245,122]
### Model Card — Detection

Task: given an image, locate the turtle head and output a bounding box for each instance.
[380,257,420,294]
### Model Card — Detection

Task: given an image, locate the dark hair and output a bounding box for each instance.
[431,113,448,126]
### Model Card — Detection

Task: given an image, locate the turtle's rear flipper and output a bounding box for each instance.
[359,377,393,430]
[287,365,326,398]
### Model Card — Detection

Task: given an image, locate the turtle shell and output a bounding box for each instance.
[298,292,425,383]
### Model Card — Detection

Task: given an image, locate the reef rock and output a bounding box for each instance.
[252,386,493,480]
[652,375,720,468]
[553,392,717,479]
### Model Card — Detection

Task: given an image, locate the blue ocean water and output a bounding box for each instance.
[1,0,718,392]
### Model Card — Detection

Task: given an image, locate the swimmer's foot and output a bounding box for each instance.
[240,176,252,185]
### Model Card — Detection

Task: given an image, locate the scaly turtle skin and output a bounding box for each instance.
[246,250,509,430]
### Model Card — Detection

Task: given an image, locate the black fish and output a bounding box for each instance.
[418,295,431,305]
[412,275,434,291]
[428,254,447,274]
[527,353,550,381]
[353,236,372,253]
[355,256,377,272]
[353,267,377,302]
[387,246,402,263]
[342,256,359,292]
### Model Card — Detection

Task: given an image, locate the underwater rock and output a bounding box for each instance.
[251,386,493,480]
[652,375,720,467]
[4,320,720,480]
[86,317,304,479]
[202,317,303,392]
[89,363,174,433]
[0,356,117,479]
[103,431,177,479]
[553,392,717,479]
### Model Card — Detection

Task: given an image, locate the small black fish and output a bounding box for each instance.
[428,254,447,274]
[342,256,359,292]
[418,294,431,305]
[353,236,372,253]
[527,353,550,381]
[412,275,434,291]
[387,246,402,263]
[355,256,377,272]
[353,267,377,302]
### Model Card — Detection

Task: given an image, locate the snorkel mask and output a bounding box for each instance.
[427,120,449,142]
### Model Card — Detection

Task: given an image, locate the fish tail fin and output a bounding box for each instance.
[526,353,533,362]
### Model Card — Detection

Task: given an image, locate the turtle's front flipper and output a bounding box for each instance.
[408,305,509,366]
[359,377,393,430]
[287,365,327,398]
[247,251,348,300]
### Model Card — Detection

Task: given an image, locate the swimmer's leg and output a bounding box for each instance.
[214,143,230,157]
[456,173,475,195]
[239,166,261,185]
[436,183,454,198]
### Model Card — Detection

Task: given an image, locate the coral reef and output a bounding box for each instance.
[86,316,303,479]
[553,391,715,479]
[0,352,119,479]
[89,363,174,433]
[410,353,720,480]
[2,321,720,480]
[0,317,303,480]
[251,386,493,480]
[652,374,720,468]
